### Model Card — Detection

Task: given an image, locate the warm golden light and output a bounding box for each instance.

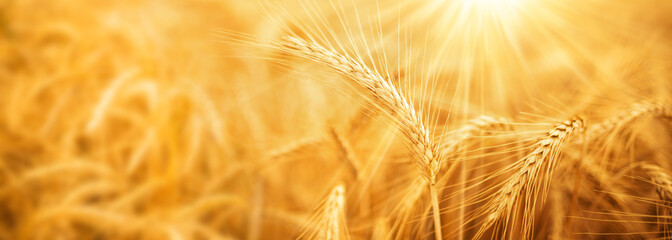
[467,0,527,10]
[1,0,671,239]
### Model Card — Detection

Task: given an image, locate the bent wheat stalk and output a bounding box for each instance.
[476,117,585,239]
[281,36,444,240]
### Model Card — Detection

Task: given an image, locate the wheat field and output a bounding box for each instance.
[1,0,672,239]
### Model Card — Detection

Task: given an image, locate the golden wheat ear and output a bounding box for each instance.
[642,164,672,239]
[587,102,671,138]
[298,184,348,240]
[385,115,513,239]
[475,117,585,239]
[280,36,445,240]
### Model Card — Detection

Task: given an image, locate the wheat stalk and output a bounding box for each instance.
[328,128,361,179]
[475,117,585,239]
[268,136,324,159]
[281,36,444,240]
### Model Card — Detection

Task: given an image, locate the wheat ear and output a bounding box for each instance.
[440,115,512,156]
[388,115,511,238]
[281,36,444,240]
[587,102,671,138]
[475,117,585,239]
[445,115,511,239]
[324,185,346,240]
[642,164,672,239]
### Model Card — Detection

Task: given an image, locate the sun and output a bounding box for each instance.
[468,0,528,9]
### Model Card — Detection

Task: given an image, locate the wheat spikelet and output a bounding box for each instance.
[280,36,444,239]
[642,164,672,239]
[476,117,585,239]
[643,164,672,203]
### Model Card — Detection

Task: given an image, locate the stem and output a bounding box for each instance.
[430,184,443,240]
[458,160,465,240]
